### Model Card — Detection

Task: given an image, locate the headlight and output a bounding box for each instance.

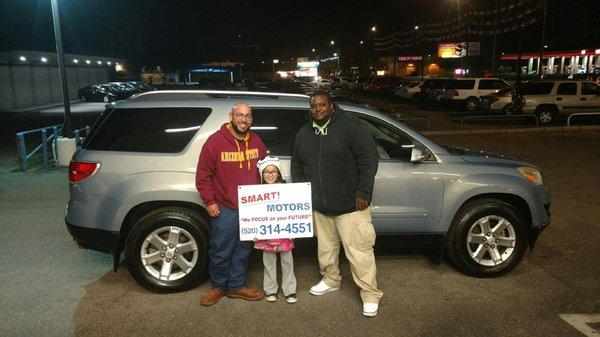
[517,167,543,185]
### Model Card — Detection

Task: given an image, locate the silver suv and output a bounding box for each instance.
[66,90,551,292]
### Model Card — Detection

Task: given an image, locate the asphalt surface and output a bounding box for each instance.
[1,96,599,337]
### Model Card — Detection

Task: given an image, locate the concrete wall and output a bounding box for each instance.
[0,64,108,111]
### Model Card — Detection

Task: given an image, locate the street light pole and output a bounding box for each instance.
[50,0,72,138]
[538,0,547,78]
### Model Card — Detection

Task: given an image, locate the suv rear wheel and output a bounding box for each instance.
[446,198,528,277]
[535,105,557,124]
[125,207,209,293]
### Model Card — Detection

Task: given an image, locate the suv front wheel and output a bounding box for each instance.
[125,207,209,293]
[446,198,528,277]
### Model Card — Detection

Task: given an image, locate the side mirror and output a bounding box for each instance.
[403,144,428,163]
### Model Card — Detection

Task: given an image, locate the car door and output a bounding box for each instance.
[352,113,444,234]
[580,82,600,110]
[554,82,580,113]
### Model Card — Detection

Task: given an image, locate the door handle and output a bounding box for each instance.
[556,97,562,101]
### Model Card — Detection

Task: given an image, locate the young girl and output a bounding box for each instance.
[254,156,297,303]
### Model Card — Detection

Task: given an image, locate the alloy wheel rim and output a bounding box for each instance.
[466,215,516,266]
[539,111,552,123]
[140,226,199,281]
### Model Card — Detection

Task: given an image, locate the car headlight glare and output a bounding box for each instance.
[517,167,543,185]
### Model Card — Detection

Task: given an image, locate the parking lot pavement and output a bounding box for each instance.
[1,131,599,337]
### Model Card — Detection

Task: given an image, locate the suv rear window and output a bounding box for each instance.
[84,107,211,153]
[519,82,554,95]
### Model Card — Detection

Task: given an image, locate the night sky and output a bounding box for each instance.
[1,0,599,69]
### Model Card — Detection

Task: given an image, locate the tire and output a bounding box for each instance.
[535,106,556,124]
[125,207,209,293]
[502,104,513,115]
[446,198,528,277]
[80,95,87,102]
[465,97,479,111]
[411,93,419,101]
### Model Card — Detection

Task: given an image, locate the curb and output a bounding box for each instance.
[422,125,600,136]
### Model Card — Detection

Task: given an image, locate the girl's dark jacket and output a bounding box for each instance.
[291,105,379,216]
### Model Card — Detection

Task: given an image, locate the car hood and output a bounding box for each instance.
[444,145,536,168]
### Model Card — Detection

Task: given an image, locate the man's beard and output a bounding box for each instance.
[231,122,248,135]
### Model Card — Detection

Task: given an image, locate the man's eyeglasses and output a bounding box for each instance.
[232,113,253,121]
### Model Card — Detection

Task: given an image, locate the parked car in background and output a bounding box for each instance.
[479,87,515,114]
[367,76,406,94]
[331,76,350,89]
[440,78,510,111]
[394,81,423,100]
[78,85,118,102]
[420,78,452,101]
[349,77,370,90]
[311,78,332,90]
[128,81,156,92]
[66,90,551,293]
[517,80,600,124]
[111,82,143,95]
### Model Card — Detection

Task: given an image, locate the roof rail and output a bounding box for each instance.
[128,90,310,102]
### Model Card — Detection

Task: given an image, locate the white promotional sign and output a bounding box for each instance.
[238,182,313,241]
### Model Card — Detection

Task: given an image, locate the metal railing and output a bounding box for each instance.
[567,112,600,126]
[15,124,61,171]
[15,124,90,172]
[74,126,91,147]
[460,115,540,130]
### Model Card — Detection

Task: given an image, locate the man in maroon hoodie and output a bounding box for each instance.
[196,102,267,306]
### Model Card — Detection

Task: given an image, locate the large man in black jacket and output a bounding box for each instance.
[291,92,383,317]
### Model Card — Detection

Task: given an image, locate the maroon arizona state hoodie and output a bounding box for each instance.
[196,123,267,210]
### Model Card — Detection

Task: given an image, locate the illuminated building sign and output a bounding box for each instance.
[296,61,319,77]
[438,42,480,58]
[190,67,230,73]
[398,56,423,61]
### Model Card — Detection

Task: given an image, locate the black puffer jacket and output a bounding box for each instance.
[291,105,379,216]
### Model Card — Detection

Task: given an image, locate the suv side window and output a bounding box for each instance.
[582,82,600,95]
[450,80,476,90]
[84,107,211,153]
[556,83,577,95]
[478,79,507,90]
[250,108,307,156]
[520,82,554,95]
[354,114,421,161]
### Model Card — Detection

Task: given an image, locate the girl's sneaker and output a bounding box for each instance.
[265,294,278,302]
[285,293,297,304]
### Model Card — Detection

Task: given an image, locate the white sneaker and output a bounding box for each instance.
[363,303,378,317]
[265,294,277,302]
[309,280,340,296]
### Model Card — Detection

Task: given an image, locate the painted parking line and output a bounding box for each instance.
[560,314,600,337]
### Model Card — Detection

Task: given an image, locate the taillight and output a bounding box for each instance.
[453,90,459,96]
[69,161,100,183]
